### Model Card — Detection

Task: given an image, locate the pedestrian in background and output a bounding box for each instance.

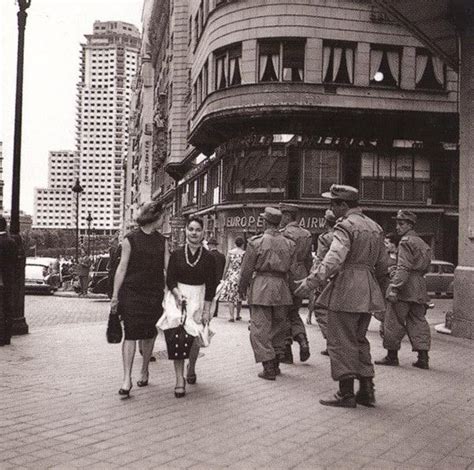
[307,209,337,355]
[158,215,216,398]
[376,211,432,369]
[207,238,226,318]
[279,203,313,364]
[218,237,245,322]
[111,201,167,398]
[373,232,400,340]
[295,185,388,408]
[77,248,91,297]
[239,208,296,381]
[0,216,18,346]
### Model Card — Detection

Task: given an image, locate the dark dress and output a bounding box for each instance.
[118,229,166,340]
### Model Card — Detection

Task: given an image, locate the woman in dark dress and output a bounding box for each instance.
[158,216,216,398]
[111,202,167,397]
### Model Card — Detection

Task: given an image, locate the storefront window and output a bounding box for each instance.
[223,146,288,201]
[301,149,339,197]
[360,152,430,201]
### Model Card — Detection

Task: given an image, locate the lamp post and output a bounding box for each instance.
[86,212,93,257]
[9,0,32,336]
[72,179,83,262]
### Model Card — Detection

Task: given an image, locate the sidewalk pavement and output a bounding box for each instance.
[0,304,473,470]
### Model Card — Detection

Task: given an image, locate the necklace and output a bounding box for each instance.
[185,244,203,268]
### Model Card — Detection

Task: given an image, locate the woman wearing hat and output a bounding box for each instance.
[111,201,167,398]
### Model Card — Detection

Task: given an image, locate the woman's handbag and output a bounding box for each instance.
[196,323,214,348]
[164,300,195,360]
[106,312,123,344]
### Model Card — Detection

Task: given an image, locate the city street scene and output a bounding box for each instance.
[1,0,474,469]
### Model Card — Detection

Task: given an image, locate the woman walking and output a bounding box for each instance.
[219,237,245,322]
[158,216,216,398]
[111,202,167,397]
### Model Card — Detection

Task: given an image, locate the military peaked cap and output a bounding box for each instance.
[322,184,359,201]
[260,207,282,225]
[392,210,417,224]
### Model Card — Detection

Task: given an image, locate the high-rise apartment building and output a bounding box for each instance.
[76,21,140,234]
[34,151,79,228]
[0,142,4,213]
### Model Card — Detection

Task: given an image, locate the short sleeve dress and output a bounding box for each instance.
[218,251,245,303]
[118,229,166,340]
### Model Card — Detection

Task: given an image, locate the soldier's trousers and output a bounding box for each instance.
[250,305,287,363]
[327,310,374,381]
[313,306,328,339]
[286,297,307,342]
[383,301,431,351]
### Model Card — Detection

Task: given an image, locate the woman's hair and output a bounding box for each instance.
[235,237,244,247]
[186,215,204,229]
[135,201,163,226]
[385,232,401,246]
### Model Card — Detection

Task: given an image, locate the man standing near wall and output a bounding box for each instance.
[295,185,388,408]
[376,210,432,369]
[207,237,226,318]
[0,216,18,346]
[279,203,313,364]
[239,207,296,380]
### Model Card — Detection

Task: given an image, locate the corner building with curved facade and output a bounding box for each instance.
[147,0,459,261]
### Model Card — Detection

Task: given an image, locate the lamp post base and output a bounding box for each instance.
[11,235,29,336]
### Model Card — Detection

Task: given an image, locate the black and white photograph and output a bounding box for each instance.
[0,0,473,468]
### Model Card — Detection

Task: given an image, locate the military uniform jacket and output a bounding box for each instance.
[314,229,334,267]
[388,229,431,304]
[307,208,388,313]
[280,221,313,282]
[239,228,296,306]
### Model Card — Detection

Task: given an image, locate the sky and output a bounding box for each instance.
[0,0,143,215]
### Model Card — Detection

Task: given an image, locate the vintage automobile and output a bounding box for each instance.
[88,255,110,296]
[24,262,57,295]
[425,260,455,298]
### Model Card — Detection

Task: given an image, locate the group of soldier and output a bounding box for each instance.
[238,184,432,408]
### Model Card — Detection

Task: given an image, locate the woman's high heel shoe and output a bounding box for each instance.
[118,385,132,398]
[174,384,186,398]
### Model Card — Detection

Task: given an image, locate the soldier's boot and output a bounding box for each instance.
[258,360,276,381]
[280,343,294,364]
[375,350,399,366]
[412,350,429,370]
[356,377,376,407]
[273,358,281,376]
[295,333,311,362]
[320,378,356,408]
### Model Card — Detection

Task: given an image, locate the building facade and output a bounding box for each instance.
[33,150,79,229]
[144,0,459,261]
[76,21,140,234]
[0,142,3,213]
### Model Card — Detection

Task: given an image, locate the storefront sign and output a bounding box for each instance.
[144,139,151,184]
[223,209,327,231]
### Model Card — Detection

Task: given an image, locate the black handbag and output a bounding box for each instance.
[164,300,195,360]
[106,312,123,344]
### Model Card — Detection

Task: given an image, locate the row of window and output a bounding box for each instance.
[192,39,446,110]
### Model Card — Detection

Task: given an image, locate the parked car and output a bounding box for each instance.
[25,262,57,295]
[425,260,454,298]
[88,255,110,295]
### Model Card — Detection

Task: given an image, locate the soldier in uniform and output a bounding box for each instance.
[279,203,313,363]
[295,185,388,408]
[308,209,336,355]
[239,207,296,381]
[375,210,432,369]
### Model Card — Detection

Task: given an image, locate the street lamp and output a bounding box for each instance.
[72,179,84,262]
[86,212,93,257]
[9,0,32,336]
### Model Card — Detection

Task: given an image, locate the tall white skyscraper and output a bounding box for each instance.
[76,21,140,233]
